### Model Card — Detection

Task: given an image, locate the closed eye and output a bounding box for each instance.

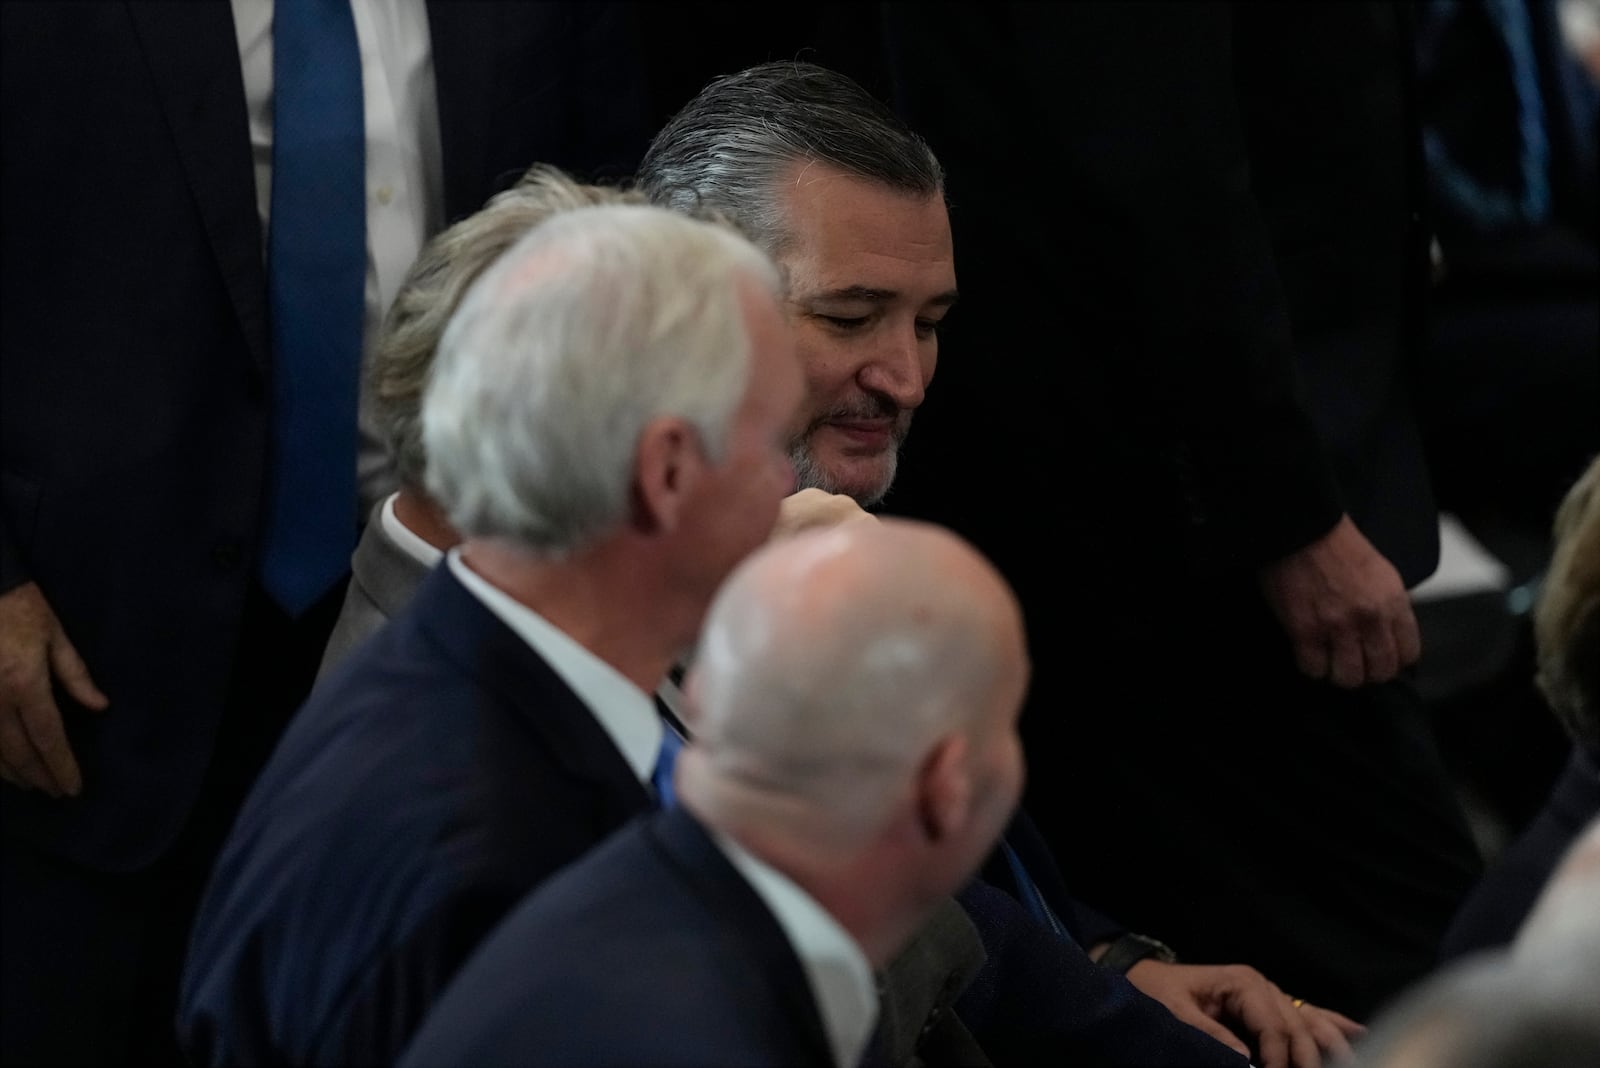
[818,314,870,331]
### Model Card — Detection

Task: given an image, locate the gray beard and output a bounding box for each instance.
[787,435,898,509]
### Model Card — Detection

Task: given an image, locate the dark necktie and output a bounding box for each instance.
[259,0,366,616]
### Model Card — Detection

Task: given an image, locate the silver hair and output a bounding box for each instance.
[422,203,780,552]
[635,60,944,260]
[372,166,646,491]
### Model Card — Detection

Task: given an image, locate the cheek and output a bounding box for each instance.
[796,334,857,405]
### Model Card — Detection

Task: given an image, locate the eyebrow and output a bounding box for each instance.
[808,285,960,309]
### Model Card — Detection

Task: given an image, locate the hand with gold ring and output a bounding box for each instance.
[1282,994,1363,1065]
[1114,956,1365,1068]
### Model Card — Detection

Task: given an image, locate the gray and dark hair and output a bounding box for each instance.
[422,203,781,554]
[373,165,647,492]
[636,60,944,257]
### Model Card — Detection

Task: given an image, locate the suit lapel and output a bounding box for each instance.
[125,1,270,381]
[413,566,653,817]
[650,809,837,1066]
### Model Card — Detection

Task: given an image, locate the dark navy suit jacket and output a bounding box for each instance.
[400,805,835,1068]
[961,810,1247,1066]
[178,564,654,1065]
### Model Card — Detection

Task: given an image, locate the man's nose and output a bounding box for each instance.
[856,328,929,410]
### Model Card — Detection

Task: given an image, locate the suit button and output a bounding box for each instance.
[211,541,243,572]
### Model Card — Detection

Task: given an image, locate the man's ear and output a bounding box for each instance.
[632,416,704,535]
[916,732,971,844]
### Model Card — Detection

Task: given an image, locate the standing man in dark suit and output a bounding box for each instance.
[402,518,1031,1068]
[875,1,1481,1017]
[0,5,648,1062]
[639,60,1360,1066]
[179,203,802,1065]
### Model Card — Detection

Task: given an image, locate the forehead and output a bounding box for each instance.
[774,161,955,296]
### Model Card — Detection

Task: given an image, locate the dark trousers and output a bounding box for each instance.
[1023,581,1483,1022]
[1,581,343,1066]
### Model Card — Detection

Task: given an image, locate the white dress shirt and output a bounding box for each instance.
[716,833,879,1068]
[230,0,443,511]
[445,550,663,784]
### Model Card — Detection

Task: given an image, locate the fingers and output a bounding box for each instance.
[1280,1003,1324,1068]
[1391,598,1422,669]
[0,583,94,797]
[1219,974,1321,1068]
[0,696,63,797]
[1126,965,1248,1061]
[1261,515,1419,688]
[48,626,110,711]
[1299,1005,1358,1063]
[1289,628,1331,683]
[2,650,82,797]
[772,488,876,540]
[1327,630,1366,690]
[0,626,67,796]
[1321,598,1410,689]
[1320,1007,1367,1040]
[17,683,83,797]
[1181,1011,1252,1060]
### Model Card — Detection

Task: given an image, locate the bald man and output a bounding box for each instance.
[400,519,1028,1068]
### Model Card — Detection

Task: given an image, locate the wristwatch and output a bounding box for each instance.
[1098,932,1179,974]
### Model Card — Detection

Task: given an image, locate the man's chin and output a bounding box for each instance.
[800,449,898,508]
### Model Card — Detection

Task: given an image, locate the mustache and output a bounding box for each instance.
[800,395,913,441]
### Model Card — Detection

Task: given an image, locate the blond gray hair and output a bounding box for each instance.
[374,165,646,491]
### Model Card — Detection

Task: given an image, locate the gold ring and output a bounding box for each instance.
[1291,998,1305,1009]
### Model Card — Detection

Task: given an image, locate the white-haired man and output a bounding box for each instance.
[178,204,801,1066]
[401,519,1028,1068]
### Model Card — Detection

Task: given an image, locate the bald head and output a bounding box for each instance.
[682,518,1028,850]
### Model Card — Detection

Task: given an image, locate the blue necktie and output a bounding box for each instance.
[652,724,684,809]
[1000,838,1070,940]
[259,0,367,616]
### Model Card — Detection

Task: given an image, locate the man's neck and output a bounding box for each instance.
[393,487,460,551]
[687,790,923,972]
[458,538,689,694]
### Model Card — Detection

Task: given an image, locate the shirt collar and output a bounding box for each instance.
[446,549,662,784]
[714,832,878,1068]
[380,491,444,569]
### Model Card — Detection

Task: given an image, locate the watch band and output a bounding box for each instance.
[1098,932,1179,974]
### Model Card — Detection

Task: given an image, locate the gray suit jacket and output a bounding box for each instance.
[317,504,435,679]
